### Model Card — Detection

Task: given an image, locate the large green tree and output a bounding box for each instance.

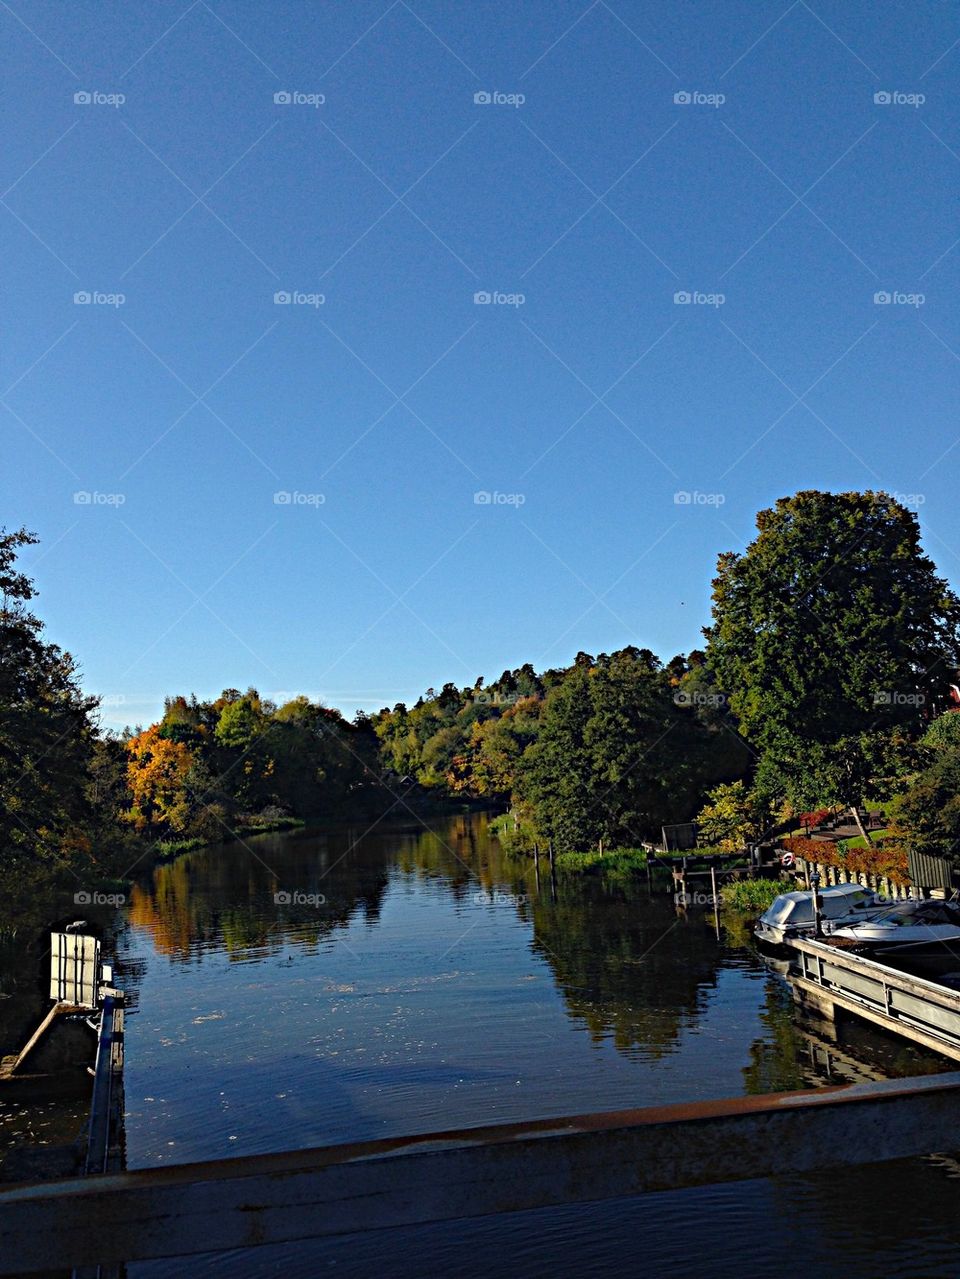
[888,712,960,866]
[520,650,745,853]
[0,528,100,869]
[704,491,960,825]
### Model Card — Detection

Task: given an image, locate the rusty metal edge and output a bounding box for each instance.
[1,1071,959,1273]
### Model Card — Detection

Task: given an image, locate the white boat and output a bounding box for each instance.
[754,884,887,946]
[830,899,960,955]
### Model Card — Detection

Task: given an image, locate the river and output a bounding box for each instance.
[14,812,960,1275]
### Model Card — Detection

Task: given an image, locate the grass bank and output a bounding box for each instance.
[720,876,793,913]
[153,815,306,863]
[554,847,648,879]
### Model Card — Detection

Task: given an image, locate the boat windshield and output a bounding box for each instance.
[765,898,814,925]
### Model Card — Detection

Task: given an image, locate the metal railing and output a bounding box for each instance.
[790,938,960,1060]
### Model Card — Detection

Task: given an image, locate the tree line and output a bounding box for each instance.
[4,489,960,894]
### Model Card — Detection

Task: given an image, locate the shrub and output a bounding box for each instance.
[721,877,793,913]
[781,834,909,886]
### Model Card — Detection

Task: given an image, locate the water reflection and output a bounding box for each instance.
[116,812,949,1172]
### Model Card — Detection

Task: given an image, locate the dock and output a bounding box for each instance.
[784,936,960,1061]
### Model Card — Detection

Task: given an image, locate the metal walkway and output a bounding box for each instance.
[788,938,960,1061]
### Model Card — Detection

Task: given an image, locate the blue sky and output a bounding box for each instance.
[3,0,960,729]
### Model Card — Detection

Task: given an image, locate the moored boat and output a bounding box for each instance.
[829,899,960,956]
[754,884,887,947]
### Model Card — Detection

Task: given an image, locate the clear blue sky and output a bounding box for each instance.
[3,1,959,729]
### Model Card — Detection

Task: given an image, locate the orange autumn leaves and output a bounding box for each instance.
[123,725,194,833]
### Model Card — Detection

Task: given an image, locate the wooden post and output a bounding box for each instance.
[710,865,720,938]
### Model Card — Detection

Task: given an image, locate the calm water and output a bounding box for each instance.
[107,813,959,1276]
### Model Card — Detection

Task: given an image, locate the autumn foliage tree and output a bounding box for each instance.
[123,724,196,834]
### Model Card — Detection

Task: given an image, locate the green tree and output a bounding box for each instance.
[696,780,765,851]
[704,491,960,830]
[890,743,960,864]
[0,528,100,868]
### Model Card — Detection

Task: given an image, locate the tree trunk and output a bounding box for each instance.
[850,805,872,845]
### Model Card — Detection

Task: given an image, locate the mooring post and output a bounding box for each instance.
[811,871,823,938]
